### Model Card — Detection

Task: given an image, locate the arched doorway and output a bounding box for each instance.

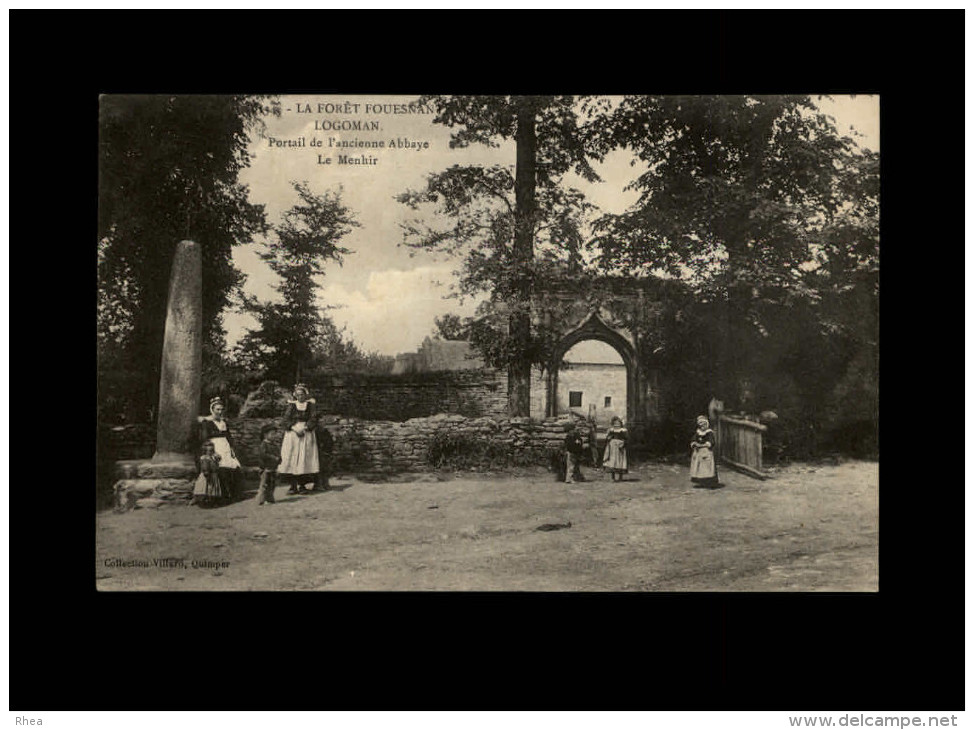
[546,312,640,428]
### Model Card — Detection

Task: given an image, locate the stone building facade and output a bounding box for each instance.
[556,361,628,427]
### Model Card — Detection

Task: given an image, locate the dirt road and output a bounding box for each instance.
[95,459,878,591]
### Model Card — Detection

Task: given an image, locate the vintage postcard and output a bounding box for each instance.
[97,94,879,591]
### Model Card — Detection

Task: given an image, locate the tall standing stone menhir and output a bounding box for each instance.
[150,239,202,469]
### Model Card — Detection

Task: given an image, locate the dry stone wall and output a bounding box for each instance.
[228,413,580,473]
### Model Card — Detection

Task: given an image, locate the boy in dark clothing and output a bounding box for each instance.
[564,425,587,484]
[256,424,281,505]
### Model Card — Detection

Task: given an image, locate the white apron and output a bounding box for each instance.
[689,445,716,480]
[603,438,628,471]
[207,420,241,469]
[279,429,320,476]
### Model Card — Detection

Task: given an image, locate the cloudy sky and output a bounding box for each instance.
[227,94,879,358]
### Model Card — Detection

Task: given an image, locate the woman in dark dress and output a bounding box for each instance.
[689,415,720,488]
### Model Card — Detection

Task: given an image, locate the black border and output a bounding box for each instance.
[11,9,964,712]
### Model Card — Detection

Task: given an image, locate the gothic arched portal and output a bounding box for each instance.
[546,312,642,430]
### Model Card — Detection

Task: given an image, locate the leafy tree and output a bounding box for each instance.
[98,94,278,413]
[236,181,359,383]
[398,95,600,415]
[584,95,879,400]
[432,313,472,341]
[304,315,395,376]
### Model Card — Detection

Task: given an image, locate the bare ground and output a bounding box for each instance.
[95,459,878,591]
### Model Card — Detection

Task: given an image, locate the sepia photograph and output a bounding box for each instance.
[96,93,880,592]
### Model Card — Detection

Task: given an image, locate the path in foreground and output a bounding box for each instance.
[96,460,878,591]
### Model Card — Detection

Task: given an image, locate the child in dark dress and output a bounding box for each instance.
[190,441,224,506]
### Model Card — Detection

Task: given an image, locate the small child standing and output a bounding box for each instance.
[564,423,587,484]
[191,441,223,507]
[256,424,281,505]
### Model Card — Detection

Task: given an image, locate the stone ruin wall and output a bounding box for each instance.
[111,412,582,510]
[104,369,510,467]
[231,413,579,474]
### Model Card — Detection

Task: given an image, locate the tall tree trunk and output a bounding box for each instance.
[509,96,537,417]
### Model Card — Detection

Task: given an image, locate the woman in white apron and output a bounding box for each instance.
[199,396,243,501]
[689,415,720,488]
[279,384,320,494]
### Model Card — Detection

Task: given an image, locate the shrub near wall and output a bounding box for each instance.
[229,414,577,473]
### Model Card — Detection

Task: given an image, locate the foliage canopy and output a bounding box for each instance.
[98,94,279,412]
[584,95,878,297]
[235,182,368,384]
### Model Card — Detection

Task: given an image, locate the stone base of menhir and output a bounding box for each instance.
[112,457,197,513]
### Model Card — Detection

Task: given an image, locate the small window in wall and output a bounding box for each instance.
[569,391,582,408]
[604,396,612,408]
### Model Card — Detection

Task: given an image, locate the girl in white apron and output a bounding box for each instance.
[603,417,629,481]
[690,415,719,488]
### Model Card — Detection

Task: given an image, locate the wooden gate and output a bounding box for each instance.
[717,415,768,479]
